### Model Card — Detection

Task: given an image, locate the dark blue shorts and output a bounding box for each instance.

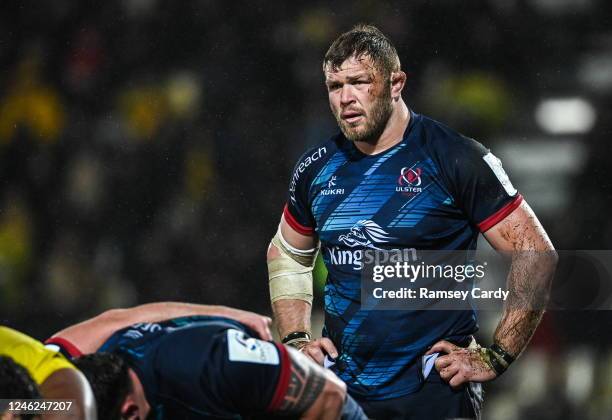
[355,370,483,420]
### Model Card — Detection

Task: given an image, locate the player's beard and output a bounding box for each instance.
[336,87,393,144]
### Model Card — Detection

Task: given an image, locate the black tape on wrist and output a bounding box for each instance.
[282,331,311,344]
[486,351,507,376]
[490,343,515,366]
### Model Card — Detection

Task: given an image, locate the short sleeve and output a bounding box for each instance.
[148,323,291,417]
[438,136,523,232]
[204,328,291,414]
[284,149,321,235]
[44,337,83,359]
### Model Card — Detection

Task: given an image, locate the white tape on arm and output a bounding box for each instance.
[268,227,318,304]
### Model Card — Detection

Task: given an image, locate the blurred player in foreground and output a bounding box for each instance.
[0,327,96,420]
[0,355,42,420]
[46,302,367,419]
[267,24,557,419]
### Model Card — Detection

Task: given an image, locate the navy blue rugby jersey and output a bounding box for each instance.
[47,316,292,419]
[284,111,522,400]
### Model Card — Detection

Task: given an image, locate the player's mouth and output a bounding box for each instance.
[341,111,364,124]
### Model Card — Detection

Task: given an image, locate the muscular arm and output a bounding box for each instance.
[278,347,358,420]
[484,200,558,357]
[429,200,558,387]
[268,215,317,339]
[272,299,313,342]
[269,216,339,363]
[52,302,272,354]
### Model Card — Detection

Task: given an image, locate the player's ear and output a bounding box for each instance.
[390,70,406,101]
[121,398,140,420]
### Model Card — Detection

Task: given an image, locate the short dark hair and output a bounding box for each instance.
[0,355,41,419]
[72,353,132,420]
[323,24,401,79]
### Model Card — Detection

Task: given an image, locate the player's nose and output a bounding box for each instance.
[340,85,355,105]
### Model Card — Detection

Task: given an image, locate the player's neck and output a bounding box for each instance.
[354,99,410,156]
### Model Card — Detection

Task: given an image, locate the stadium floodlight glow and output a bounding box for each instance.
[535,97,596,135]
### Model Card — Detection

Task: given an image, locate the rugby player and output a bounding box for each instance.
[0,327,96,419]
[46,302,367,419]
[267,24,557,419]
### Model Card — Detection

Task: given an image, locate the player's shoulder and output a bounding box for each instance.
[0,327,76,383]
[0,326,43,354]
[415,113,488,158]
[292,134,341,168]
[289,133,342,185]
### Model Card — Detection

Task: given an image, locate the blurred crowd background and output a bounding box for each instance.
[1,1,611,418]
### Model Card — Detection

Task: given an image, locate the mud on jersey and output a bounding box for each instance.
[284,111,522,400]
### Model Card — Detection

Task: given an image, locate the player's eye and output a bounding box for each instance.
[327,83,341,91]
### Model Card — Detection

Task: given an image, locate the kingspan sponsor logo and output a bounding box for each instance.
[289,147,327,204]
[327,246,418,271]
[326,220,416,270]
